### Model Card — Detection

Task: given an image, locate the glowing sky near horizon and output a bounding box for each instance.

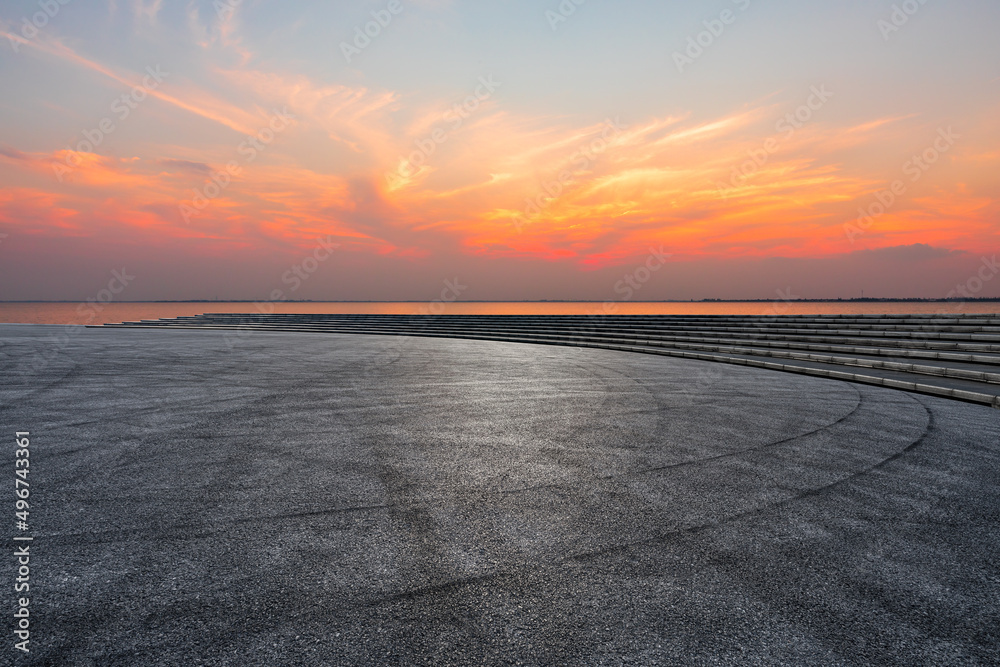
[1,0,999,301]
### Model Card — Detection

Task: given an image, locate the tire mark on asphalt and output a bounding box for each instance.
[29,384,876,546]
[622,382,864,477]
[21,389,946,636]
[563,385,935,564]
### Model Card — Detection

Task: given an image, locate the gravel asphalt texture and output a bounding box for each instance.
[2,324,999,665]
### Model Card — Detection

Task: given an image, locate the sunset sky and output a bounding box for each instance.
[1,0,998,301]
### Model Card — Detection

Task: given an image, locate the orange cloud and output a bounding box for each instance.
[3,31,998,272]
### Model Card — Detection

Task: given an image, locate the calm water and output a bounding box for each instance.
[2,301,1000,325]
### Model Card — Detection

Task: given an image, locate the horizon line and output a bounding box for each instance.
[3,299,1000,304]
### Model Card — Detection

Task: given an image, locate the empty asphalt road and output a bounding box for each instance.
[2,324,999,665]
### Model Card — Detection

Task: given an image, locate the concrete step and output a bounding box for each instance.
[94,316,1000,408]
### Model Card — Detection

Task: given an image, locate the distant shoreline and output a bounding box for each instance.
[2,299,1000,304]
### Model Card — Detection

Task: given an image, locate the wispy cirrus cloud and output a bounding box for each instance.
[0,28,260,135]
[2,0,998,302]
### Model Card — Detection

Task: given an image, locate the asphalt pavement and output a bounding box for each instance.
[2,324,999,665]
